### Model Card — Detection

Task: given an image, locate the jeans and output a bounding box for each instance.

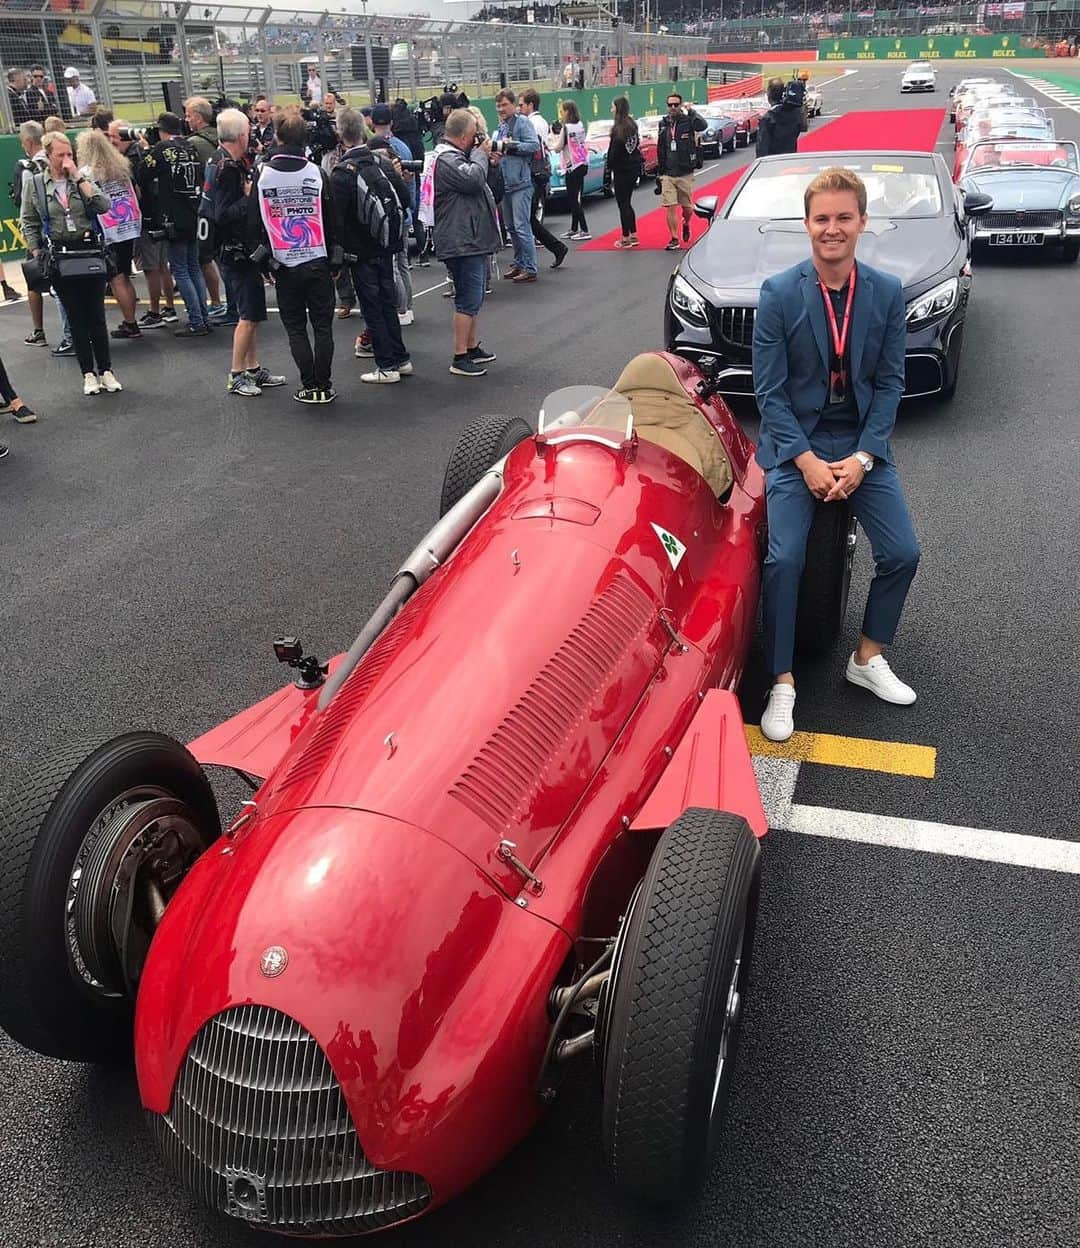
[274,260,335,391]
[168,239,209,329]
[504,185,538,275]
[393,250,413,313]
[565,165,588,233]
[530,181,565,257]
[444,254,488,318]
[613,168,637,236]
[762,422,921,676]
[351,255,407,370]
[52,275,110,375]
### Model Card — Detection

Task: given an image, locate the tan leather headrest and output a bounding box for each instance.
[613,353,687,400]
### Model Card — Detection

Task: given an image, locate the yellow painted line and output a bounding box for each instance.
[745,726,936,779]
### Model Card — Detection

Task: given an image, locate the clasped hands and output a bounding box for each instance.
[794,450,866,502]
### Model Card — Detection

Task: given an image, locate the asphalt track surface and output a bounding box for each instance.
[1,63,1078,1248]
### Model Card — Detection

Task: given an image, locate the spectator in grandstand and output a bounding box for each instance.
[76,128,144,341]
[491,89,540,283]
[210,108,286,396]
[563,60,577,89]
[139,113,210,337]
[20,132,120,397]
[12,122,52,348]
[608,96,641,249]
[520,89,567,269]
[657,92,706,251]
[251,96,275,154]
[108,119,177,328]
[185,96,230,320]
[24,68,52,124]
[303,66,323,108]
[428,108,500,377]
[551,100,591,241]
[251,110,341,404]
[331,108,413,385]
[63,68,96,117]
[756,78,803,158]
[7,69,31,128]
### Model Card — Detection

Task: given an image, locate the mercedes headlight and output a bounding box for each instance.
[1068,194,1080,215]
[670,273,709,326]
[905,277,958,327]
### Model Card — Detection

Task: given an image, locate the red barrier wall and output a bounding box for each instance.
[708,74,763,101]
[706,50,817,63]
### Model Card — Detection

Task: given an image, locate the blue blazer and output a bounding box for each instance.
[752,258,906,470]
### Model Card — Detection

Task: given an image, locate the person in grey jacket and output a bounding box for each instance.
[433,108,501,377]
[21,130,121,397]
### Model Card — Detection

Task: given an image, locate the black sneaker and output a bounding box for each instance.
[159,307,179,324]
[137,311,164,329]
[175,324,212,337]
[665,238,681,251]
[468,344,497,364]
[293,387,322,404]
[682,221,691,243]
[51,339,74,356]
[450,355,487,377]
[110,322,143,340]
[24,328,46,347]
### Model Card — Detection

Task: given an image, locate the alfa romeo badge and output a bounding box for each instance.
[259,945,289,978]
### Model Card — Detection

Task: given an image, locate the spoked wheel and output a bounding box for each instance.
[0,733,219,1062]
[600,809,761,1203]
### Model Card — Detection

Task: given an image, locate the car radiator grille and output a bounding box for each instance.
[717,306,756,347]
[149,1005,431,1235]
[983,210,1061,230]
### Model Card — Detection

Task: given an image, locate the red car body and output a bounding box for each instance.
[723,97,767,148]
[587,126,659,178]
[133,354,768,1235]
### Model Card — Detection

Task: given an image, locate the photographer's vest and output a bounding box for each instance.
[256,160,327,267]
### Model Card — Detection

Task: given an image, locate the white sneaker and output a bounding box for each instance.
[83,372,101,396]
[396,360,414,376]
[845,653,917,705]
[100,370,123,393]
[361,368,401,384]
[760,683,797,742]
[398,309,415,326]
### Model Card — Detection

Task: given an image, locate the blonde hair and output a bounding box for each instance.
[76,127,131,184]
[467,105,487,140]
[43,116,66,134]
[804,166,867,218]
[42,130,73,157]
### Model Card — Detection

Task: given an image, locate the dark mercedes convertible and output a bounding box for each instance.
[665,150,993,401]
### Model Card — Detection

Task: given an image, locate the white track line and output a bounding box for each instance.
[1009,70,1080,114]
[753,756,1080,874]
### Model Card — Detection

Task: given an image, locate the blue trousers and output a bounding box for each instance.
[762,421,920,676]
[168,240,209,330]
[504,186,538,276]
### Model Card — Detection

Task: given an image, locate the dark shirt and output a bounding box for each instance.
[330,144,410,262]
[23,85,51,123]
[756,103,802,158]
[657,109,707,178]
[607,123,642,173]
[139,137,202,239]
[209,152,255,247]
[820,274,858,424]
[8,87,31,127]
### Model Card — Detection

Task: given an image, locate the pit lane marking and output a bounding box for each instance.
[745,726,936,778]
[752,756,1080,874]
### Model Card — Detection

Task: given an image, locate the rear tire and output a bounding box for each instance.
[0,733,219,1062]
[600,809,760,1204]
[440,412,533,516]
[794,502,857,657]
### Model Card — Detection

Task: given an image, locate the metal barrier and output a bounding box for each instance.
[0,2,707,132]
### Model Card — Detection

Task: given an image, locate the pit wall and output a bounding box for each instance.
[0,77,707,261]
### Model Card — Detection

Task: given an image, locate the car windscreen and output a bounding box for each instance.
[967,140,1079,170]
[587,121,613,139]
[727,158,943,220]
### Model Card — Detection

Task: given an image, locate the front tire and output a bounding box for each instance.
[440,412,533,516]
[0,733,219,1062]
[601,809,760,1204]
[1063,239,1079,263]
[794,502,857,656]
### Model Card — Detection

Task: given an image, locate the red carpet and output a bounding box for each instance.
[580,108,946,252]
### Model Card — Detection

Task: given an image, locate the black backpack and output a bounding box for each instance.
[346,154,404,253]
[9,156,36,208]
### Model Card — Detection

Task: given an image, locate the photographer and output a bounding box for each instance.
[391,98,424,162]
[210,108,286,397]
[657,92,707,252]
[110,121,176,327]
[756,78,803,158]
[371,104,419,325]
[138,112,210,336]
[250,111,342,404]
[76,128,143,340]
[490,89,540,283]
[331,108,412,385]
[185,96,229,319]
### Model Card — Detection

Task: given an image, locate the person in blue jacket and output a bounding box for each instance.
[490,88,541,283]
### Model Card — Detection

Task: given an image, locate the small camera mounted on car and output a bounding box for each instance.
[273,636,328,689]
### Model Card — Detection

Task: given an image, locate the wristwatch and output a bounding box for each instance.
[854,451,874,473]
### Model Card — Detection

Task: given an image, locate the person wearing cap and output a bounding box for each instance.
[64,67,96,117]
[370,103,416,326]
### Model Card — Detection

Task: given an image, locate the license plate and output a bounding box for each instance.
[989,231,1041,246]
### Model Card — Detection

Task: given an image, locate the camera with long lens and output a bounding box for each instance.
[300,106,338,162]
[118,125,160,147]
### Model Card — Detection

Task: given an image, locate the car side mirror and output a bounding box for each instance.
[693,196,718,222]
[964,191,993,216]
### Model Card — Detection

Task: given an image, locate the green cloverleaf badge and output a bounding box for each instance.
[650,523,687,571]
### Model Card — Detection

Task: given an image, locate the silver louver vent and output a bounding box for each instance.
[149,1005,431,1235]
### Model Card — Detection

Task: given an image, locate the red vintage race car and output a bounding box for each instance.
[586,118,660,179]
[0,354,852,1237]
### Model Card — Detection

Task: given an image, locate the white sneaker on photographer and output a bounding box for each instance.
[398,309,414,326]
[760,683,796,743]
[361,368,400,384]
[845,654,917,705]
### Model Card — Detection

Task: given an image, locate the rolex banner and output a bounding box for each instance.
[819,35,1044,61]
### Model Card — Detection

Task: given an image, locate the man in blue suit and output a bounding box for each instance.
[752,166,921,742]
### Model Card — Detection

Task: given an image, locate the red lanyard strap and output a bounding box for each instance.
[818,264,856,360]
